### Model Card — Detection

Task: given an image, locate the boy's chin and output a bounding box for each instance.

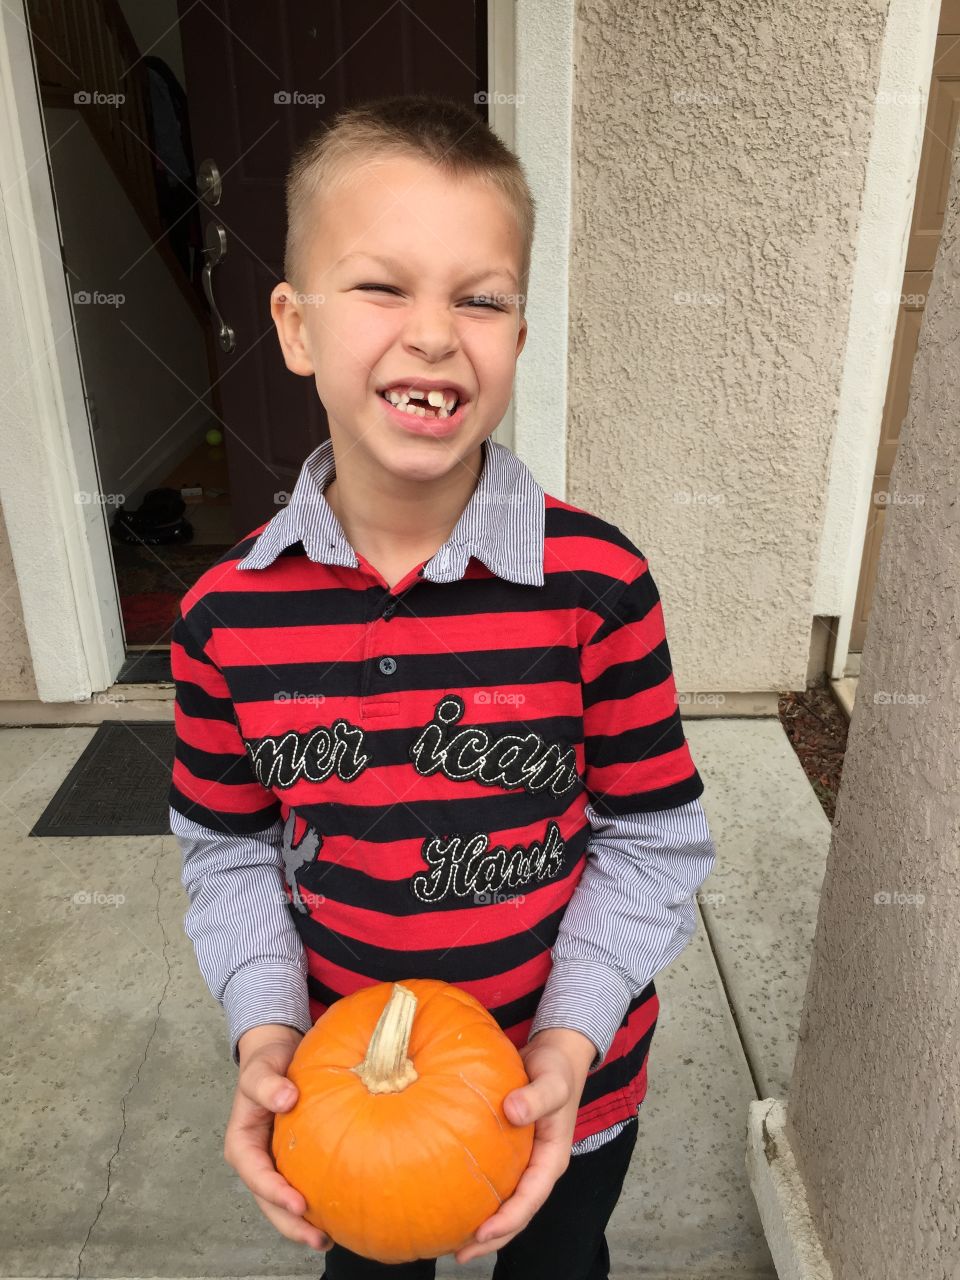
[356,429,487,485]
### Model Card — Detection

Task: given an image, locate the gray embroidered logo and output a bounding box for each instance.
[408,694,579,797]
[281,809,322,914]
[246,718,370,790]
[411,819,566,904]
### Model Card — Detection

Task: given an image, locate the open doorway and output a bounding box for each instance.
[23,0,489,658]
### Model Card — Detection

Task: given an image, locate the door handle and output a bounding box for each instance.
[202,221,236,353]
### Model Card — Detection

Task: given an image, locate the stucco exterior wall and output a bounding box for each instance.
[566,0,890,691]
[787,126,960,1274]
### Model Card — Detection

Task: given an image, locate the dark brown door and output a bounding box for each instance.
[177,1,489,540]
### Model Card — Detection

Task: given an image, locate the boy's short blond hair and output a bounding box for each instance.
[283,94,535,313]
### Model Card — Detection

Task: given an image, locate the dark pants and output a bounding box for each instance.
[321,1117,639,1280]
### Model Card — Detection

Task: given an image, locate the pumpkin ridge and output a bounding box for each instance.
[429,1108,505,1212]
[412,1001,501,1057]
[455,1071,507,1134]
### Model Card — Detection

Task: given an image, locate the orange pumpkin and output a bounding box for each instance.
[271,978,535,1263]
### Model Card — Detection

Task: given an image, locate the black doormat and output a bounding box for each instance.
[118,650,173,684]
[30,721,175,836]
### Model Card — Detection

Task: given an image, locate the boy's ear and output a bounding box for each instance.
[516,313,528,359]
[271,282,316,376]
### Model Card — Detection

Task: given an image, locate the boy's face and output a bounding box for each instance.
[272,153,527,486]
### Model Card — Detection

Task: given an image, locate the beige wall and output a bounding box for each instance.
[786,124,960,1274]
[566,0,889,692]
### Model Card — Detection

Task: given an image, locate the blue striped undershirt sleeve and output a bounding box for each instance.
[527,796,717,1073]
[170,805,312,1065]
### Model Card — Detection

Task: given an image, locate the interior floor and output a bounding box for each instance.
[111,437,234,649]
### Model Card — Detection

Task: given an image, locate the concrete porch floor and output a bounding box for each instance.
[0,716,833,1279]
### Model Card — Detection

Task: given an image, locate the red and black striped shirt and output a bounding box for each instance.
[169,436,704,1143]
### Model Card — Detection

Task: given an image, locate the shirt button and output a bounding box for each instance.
[378,656,397,676]
[382,600,397,619]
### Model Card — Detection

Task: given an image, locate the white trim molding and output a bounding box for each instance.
[812,0,941,677]
[0,0,124,701]
[496,0,573,500]
[746,1100,834,1280]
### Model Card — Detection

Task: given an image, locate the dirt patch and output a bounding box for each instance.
[777,681,850,824]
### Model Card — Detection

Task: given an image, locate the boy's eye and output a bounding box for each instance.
[354,284,503,311]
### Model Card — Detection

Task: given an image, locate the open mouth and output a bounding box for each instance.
[377,386,462,421]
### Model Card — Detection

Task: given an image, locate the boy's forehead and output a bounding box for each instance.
[309,153,522,280]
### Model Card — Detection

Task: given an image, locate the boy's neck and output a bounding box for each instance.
[322,439,486,579]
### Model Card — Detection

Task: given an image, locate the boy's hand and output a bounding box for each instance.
[453,1026,596,1264]
[224,1024,332,1254]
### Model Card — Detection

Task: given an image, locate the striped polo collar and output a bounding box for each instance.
[235,435,545,587]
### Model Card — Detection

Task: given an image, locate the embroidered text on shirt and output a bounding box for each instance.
[246,719,370,790]
[408,694,579,798]
[411,819,566,904]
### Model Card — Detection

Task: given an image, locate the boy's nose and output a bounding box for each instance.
[402,307,459,360]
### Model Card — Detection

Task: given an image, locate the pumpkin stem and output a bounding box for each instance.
[353,982,420,1094]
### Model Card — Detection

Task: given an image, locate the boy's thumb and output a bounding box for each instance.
[503,1085,537,1125]
[241,1053,299,1111]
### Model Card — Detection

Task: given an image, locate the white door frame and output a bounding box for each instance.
[0,0,573,703]
[0,0,124,701]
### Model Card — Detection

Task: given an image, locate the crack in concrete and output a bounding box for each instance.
[74,845,173,1279]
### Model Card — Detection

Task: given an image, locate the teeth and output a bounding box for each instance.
[381,386,461,416]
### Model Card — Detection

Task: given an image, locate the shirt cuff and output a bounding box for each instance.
[223,961,313,1066]
[527,957,634,1073]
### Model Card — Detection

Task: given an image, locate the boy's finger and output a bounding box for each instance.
[233,1138,307,1214]
[470,1147,561,1245]
[252,1191,332,1252]
[504,1071,568,1124]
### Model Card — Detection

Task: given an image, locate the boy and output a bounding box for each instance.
[169,94,716,1279]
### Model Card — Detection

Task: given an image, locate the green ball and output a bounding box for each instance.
[205,427,223,446]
